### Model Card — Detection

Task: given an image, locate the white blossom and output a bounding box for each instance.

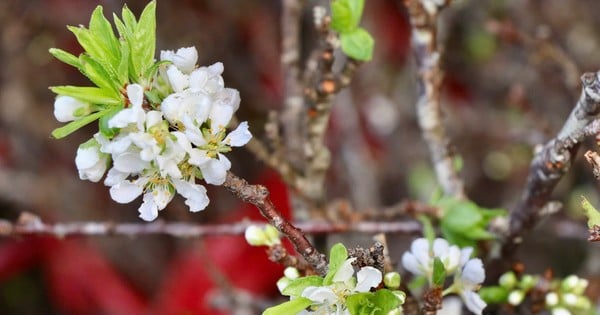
[108,84,146,130]
[75,137,109,182]
[300,258,382,315]
[401,238,463,279]
[160,46,198,74]
[54,95,91,122]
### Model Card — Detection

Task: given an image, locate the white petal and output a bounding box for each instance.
[217,154,231,170]
[100,135,132,154]
[109,180,144,203]
[161,47,197,73]
[104,168,128,186]
[138,193,159,221]
[75,146,101,170]
[402,252,424,276]
[108,107,145,129]
[411,238,431,267]
[54,96,88,122]
[173,179,210,212]
[432,238,449,257]
[460,247,474,266]
[444,245,461,273]
[146,110,163,128]
[113,151,149,173]
[354,267,382,292]
[188,149,212,166]
[208,62,224,75]
[461,258,485,286]
[224,121,252,147]
[199,158,228,185]
[209,104,234,133]
[461,291,486,315]
[332,258,356,283]
[301,286,337,304]
[152,185,174,210]
[215,88,241,112]
[166,65,189,93]
[127,84,144,107]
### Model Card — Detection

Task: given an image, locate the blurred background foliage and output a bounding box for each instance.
[1,0,600,314]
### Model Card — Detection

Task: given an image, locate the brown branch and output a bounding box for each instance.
[505,71,600,255]
[223,171,328,275]
[404,0,466,199]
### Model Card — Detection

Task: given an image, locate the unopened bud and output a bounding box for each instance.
[244,225,266,246]
[384,272,401,289]
[545,292,559,307]
[499,271,517,289]
[508,290,525,306]
[284,267,300,280]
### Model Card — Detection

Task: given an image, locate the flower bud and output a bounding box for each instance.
[283,267,299,280]
[519,275,537,291]
[545,292,559,307]
[384,272,401,289]
[508,290,525,306]
[54,95,93,122]
[263,224,281,246]
[276,277,291,293]
[392,290,406,304]
[499,271,517,289]
[244,225,266,246]
[551,307,572,315]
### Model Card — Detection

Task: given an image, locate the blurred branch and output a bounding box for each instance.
[487,19,580,90]
[505,71,600,255]
[404,0,466,199]
[280,0,307,170]
[0,213,421,238]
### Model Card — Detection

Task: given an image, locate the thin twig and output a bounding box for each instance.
[405,0,466,199]
[223,171,328,275]
[505,71,600,255]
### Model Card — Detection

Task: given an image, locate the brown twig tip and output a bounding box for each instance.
[584,150,600,180]
[421,286,443,315]
[588,225,600,242]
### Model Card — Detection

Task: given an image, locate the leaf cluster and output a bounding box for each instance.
[330,0,374,61]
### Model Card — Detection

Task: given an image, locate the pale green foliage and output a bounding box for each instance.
[49,2,157,139]
[330,0,374,61]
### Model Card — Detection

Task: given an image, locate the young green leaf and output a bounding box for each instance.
[98,107,123,138]
[340,27,374,61]
[331,0,365,33]
[479,286,509,304]
[50,86,121,106]
[51,108,113,139]
[78,54,121,94]
[372,289,402,314]
[48,48,81,69]
[281,276,323,297]
[262,297,312,315]
[88,6,121,72]
[134,1,156,78]
[581,196,600,228]
[347,289,401,315]
[432,257,446,287]
[323,243,348,285]
[417,215,436,244]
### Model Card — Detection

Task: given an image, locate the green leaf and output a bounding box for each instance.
[262,297,312,315]
[441,200,482,231]
[340,27,374,61]
[461,227,496,240]
[49,48,81,69]
[479,286,509,304]
[347,289,401,315]
[331,0,364,33]
[582,196,600,228]
[79,54,121,94]
[51,108,112,139]
[372,289,402,314]
[281,276,323,297]
[432,257,446,287]
[50,86,121,106]
[134,1,156,78]
[118,37,131,85]
[89,6,121,72]
[323,243,348,285]
[98,106,123,138]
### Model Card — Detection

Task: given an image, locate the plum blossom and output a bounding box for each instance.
[299,258,382,315]
[75,137,109,182]
[402,238,487,314]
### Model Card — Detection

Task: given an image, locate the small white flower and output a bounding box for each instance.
[75,137,109,182]
[172,178,209,212]
[401,238,463,279]
[300,259,382,314]
[109,84,146,130]
[54,95,91,122]
[160,46,198,74]
[454,258,486,315]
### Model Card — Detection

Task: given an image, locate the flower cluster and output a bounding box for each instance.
[55,47,251,221]
[265,243,404,315]
[402,238,486,314]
